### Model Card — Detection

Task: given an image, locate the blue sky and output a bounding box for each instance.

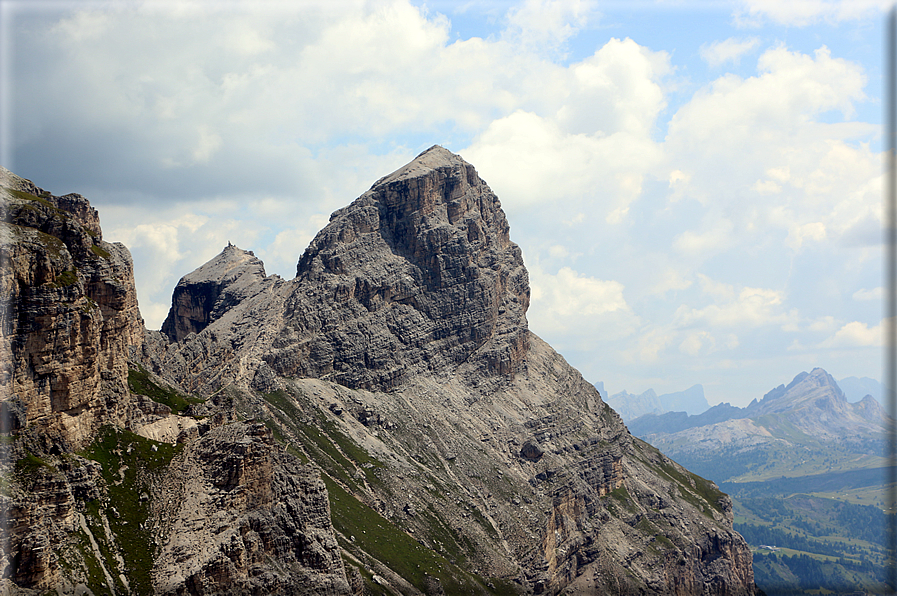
[2,0,888,406]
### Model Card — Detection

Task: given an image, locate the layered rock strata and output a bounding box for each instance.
[1,166,144,451]
[146,146,530,396]
[150,146,761,595]
[1,168,349,595]
[276,147,530,389]
[1,147,761,595]
[152,422,349,595]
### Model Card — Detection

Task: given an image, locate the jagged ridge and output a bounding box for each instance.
[145,147,761,595]
[1,148,762,595]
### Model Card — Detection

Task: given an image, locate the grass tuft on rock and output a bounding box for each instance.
[323,473,508,595]
[128,365,203,414]
[90,244,111,259]
[51,269,79,287]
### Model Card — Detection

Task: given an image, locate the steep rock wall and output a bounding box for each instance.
[270,145,530,390]
[149,147,761,595]
[1,166,143,451]
[1,168,349,595]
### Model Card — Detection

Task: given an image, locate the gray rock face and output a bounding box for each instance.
[0,148,763,595]
[149,147,760,595]
[161,244,270,343]
[0,166,144,451]
[520,439,544,460]
[0,168,151,592]
[269,145,530,390]
[148,146,530,396]
[152,422,349,595]
[1,168,349,595]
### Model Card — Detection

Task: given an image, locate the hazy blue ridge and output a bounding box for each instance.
[627,402,745,436]
[838,376,882,404]
[601,383,710,422]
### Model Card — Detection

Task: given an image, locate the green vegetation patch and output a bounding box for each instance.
[14,451,56,485]
[752,550,890,595]
[341,555,391,596]
[731,489,891,594]
[80,427,181,594]
[605,484,639,516]
[470,507,500,541]
[90,244,111,260]
[262,389,300,419]
[72,528,115,596]
[51,269,79,288]
[323,473,497,595]
[7,187,56,209]
[656,461,724,518]
[322,417,383,472]
[262,389,383,489]
[128,365,203,415]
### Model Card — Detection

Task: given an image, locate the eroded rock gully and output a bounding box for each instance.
[1,148,761,595]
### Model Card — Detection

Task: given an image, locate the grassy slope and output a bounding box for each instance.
[258,388,522,596]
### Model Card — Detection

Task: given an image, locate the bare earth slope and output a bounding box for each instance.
[144,146,761,595]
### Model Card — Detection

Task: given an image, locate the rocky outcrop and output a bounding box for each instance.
[269,145,530,390]
[1,168,349,595]
[1,147,761,595]
[161,244,271,343]
[0,165,149,591]
[149,147,529,395]
[1,165,143,451]
[142,250,289,397]
[152,422,349,595]
[149,147,761,595]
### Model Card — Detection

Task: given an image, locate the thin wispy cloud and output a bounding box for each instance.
[700,37,760,67]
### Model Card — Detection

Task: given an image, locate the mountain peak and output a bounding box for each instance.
[749,367,852,427]
[278,146,529,390]
[184,244,265,283]
[372,145,468,188]
[3,163,761,596]
[161,244,269,342]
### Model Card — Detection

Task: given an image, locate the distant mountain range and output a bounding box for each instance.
[601,383,710,421]
[620,367,892,595]
[628,368,887,481]
[838,375,883,403]
[601,373,883,423]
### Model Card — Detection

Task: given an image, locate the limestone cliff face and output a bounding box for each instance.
[151,147,761,595]
[152,422,349,595]
[161,244,270,343]
[0,166,143,451]
[273,146,530,389]
[149,146,530,394]
[1,168,349,596]
[1,166,148,592]
[0,148,761,595]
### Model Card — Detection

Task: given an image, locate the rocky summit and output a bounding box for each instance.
[1,148,762,595]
